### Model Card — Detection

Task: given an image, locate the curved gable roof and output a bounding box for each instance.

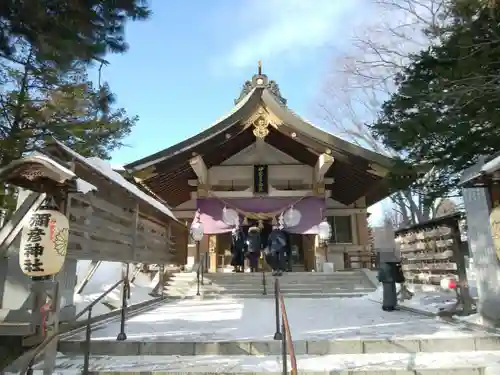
[126,74,395,172]
[126,87,263,171]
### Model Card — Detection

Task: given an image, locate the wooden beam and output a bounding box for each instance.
[315,153,334,183]
[174,207,365,220]
[189,177,335,187]
[129,264,142,283]
[0,192,46,255]
[368,164,389,177]
[190,187,313,199]
[189,155,208,185]
[75,260,102,294]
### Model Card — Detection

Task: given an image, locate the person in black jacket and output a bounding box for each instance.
[266,226,288,276]
[246,226,261,272]
[283,231,292,272]
[377,261,405,311]
[231,227,246,273]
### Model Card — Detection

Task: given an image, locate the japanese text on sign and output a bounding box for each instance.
[253,165,268,194]
[23,213,51,273]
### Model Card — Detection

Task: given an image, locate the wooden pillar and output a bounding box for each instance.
[302,234,315,271]
[208,235,217,273]
[356,214,369,246]
[42,189,72,374]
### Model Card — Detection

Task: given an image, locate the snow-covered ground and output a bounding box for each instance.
[67,297,485,342]
[366,284,459,314]
[366,282,500,334]
[46,351,500,373]
[73,261,157,319]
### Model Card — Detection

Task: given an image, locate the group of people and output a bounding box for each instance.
[230,225,291,276]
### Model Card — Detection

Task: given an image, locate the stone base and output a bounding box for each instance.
[327,251,345,271]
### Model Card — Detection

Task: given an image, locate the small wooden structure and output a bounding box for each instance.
[45,140,187,263]
[0,142,188,340]
[395,213,474,313]
[460,152,500,324]
[396,213,466,287]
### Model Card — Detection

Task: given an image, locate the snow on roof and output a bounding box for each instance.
[112,164,125,171]
[52,140,178,222]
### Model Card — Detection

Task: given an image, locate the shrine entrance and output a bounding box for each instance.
[211,219,312,273]
[125,67,414,272]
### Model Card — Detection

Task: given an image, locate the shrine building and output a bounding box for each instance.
[125,67,409,272]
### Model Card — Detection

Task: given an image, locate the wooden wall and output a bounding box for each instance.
[66,164,178,263]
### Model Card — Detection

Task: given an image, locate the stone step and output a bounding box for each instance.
[205,274,367,280]
[206,279,370,285]
[205,283,371,289]
[204,281,370,285]
[58,335,500,356]
[202,288,375,295]
[33,351,500,374]
[198,292,372,298]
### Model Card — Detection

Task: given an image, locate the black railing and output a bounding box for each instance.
[195,252,207,296]
[23,278,127,375]
[82,278,129,375]
[273,278,297,375]
[261,251,267,295]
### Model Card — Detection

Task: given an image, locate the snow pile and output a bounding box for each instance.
[73,261,157,319]
[69,297,476,342]
[52,139,177,220]
[366,284,458,314]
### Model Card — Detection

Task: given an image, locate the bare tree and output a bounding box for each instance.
[317,0,451,225]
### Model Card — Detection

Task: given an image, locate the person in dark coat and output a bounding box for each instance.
[377,261,405,311]
[284,231,292,272]
[231,227,246,272]
[246,226,261,272]
[267,226,288,276]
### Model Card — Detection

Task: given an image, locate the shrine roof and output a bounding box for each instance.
[126,78,393,172]
[125,71,419,207]
[459,151,500,186]
[45,139,181,225]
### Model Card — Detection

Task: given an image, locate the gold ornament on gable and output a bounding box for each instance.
[244,106,282,140]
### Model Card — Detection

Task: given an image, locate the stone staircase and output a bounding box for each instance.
[201,270,376,298]
[24,272,500,374]
[159,270,199,298]
[45,304,500,374]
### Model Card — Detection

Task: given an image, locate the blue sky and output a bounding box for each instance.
[98,0,386,221]
[101,0,367,166]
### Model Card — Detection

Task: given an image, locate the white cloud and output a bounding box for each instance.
[218,0,364,70]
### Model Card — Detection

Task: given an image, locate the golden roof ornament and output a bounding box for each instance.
[234,60,287,106]
[253,116,270,139]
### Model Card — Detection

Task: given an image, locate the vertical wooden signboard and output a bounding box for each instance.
[253,165,268,194]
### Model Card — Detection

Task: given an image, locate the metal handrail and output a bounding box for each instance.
[74,279,124,320]
[273,277,298,375]
[22,278,126,375]
[261,250,267,295]
[195,252,207,296]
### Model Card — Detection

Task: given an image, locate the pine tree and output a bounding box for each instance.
[0,2,149,215]
[370,1,500,200]
[0,42,137,212]
[0,0,150,68]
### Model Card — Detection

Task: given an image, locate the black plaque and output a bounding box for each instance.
[253,165,268,194]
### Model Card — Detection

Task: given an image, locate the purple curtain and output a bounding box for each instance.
[195,197,325,234]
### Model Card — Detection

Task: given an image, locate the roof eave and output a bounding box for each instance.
[125,88,264,172]
[261,89,396,169]
[459,152,500,186]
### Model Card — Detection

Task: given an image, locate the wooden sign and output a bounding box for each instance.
[253,165,268,194]
[490,205,500,261]
[490,184,500,260]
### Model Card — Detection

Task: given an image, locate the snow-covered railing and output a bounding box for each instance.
[40,140,188,264]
